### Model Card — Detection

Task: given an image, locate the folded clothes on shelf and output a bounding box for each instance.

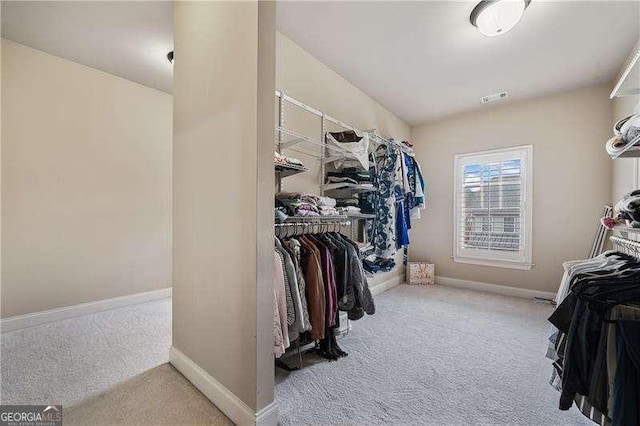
[602,189,640,229]
[318,196,337,208]
[327,168,372,184]
[336,198,359,207]
[616,112,640,142]
[326,176,359,185]
[319,206,339,216]
[275,207,289,223]
[606,112,640,157]
[276,192,321,217]
[606,136,640,157]
[337,206,361,215]
[274,151,306,168]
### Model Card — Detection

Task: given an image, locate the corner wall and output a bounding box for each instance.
[410,85,613,294]
[171,2,276,422]
[1,39,172,318]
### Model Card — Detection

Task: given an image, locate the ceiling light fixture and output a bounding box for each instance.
[167,51,174,64]
[470,0,531,37]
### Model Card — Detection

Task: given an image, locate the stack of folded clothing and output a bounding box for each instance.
[317,196,339,216]
[337,206,361,215]
[326,168,373,187]
[274,151,306,169]
[276,192,321,217]
[606,112,640,157]
[335,197,360,215]
[336,197,359,207]
[602,189,640,229]
[274,207,289,223]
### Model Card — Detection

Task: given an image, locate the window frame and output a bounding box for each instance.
[453,145,533,271]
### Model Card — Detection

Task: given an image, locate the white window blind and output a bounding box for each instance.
[453,145,533,270]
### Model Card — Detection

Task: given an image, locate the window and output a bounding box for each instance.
[454,145,533,270]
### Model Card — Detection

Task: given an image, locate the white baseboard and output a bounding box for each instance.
[255,401,279,426]
[370,274,403,296]
[434,275,556,300]
[1,287,172,333]
[169,346,278,426]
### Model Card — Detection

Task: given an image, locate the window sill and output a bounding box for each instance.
[453,256,533,271]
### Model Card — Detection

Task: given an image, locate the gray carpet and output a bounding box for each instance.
[64,364,232,426]
[275,284,592,425]
[2,285,594,425]
[1,298,171,407]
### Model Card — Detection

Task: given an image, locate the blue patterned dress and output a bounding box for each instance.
[367,145,403,259]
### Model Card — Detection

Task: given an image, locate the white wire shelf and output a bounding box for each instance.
[346,213,376,219]
[609,134,640,159]
[613,226,640,236]
[610,48,640,99]
[276,127,351,157]
[274,163,307,178]
[278,215,348,223]
[322,182,375,193]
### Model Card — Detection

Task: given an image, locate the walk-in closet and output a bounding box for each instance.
[1,1,640,425]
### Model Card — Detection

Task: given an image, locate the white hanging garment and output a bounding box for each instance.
[325,130,370,170]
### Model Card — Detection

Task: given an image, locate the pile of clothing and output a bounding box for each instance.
[329,197,357,215]
[317,196,339,216]
[605,112,640,157]
[547,252,640,425]
[275,193,339,218]
[274,151,306,169]
[326,168,373,186]
[601,189,640,229]
[274,232,375,361]
[324,175,375,193]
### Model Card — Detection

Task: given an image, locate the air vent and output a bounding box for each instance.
[481,91,509,104]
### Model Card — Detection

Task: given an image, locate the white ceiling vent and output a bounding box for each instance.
[481,91,509,104]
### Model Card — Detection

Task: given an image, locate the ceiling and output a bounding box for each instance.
[1,1,174,93]
[2,2,638,124]
[277,1,640,124]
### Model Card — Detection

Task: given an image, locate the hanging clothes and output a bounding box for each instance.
[547,251,640,425]
[367,145,400,259]
[273,229,375,362]
[273,251,289,358]
[325,130,370,170]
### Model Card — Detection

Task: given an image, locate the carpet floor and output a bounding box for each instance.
[275,284,592,425]
[64,364,232,426]
[2,285,593,425]
[1,298,172,407]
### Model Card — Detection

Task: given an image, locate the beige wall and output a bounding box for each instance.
[410,85,613,294]
[276,32,411,286]
[1,40,172,318]
[172,1,275,413]
[612,39,640,203]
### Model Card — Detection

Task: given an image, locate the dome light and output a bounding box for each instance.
[470,0,531,37]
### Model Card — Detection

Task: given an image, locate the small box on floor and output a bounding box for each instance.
[407,262,434,285]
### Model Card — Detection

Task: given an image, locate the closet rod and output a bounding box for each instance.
[275,220,349,237]
[367,130,415,156]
